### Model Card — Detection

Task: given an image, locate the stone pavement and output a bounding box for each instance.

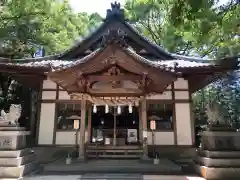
[22,174,205,180]
[43,159,182,174]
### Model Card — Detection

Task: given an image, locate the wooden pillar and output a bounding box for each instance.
[113,107,117,146]
[141,97,148,159]
[79,100,86,159]
[141,98,147,132]
[87,106,92,143]
[138,104,142,143]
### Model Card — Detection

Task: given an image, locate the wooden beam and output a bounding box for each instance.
[87,74,142,81]
[188,72,223,93]
[80,92,145,97]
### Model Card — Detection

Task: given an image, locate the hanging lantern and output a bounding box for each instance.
[93,104,97,113]
[133,120,135,124]
[73,120,79,129]
[105,104,109,113]
[128,104,133,113]
[117,106,121,114]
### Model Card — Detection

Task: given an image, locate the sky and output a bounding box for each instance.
[69,0,125,16]
[69,0,229,17]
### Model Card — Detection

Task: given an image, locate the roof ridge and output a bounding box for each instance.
[124,22,173,59]
[58,21,106,58]
[171,53,213,63]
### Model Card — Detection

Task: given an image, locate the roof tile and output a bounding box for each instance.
[3,56,211,70]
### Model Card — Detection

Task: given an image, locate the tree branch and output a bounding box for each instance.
[0,12,46,21]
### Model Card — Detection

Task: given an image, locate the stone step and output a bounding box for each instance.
[0,154,36,167]
[80,173,142,180]
[0,149,32,158]
[195,156,240,167]
[43,159,182,174]
[195,164,240,179]
[0,161,38,178]
[198,150,240,158]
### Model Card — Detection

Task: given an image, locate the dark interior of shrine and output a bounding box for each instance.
[91,105,139,145]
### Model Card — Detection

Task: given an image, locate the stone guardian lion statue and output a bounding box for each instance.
[0,104,22,125]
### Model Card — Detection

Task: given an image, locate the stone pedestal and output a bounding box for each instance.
[0,124,39,179]
[195,130,240,179]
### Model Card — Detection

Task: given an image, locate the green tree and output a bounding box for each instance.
[0,0,102,58]
[124,0,239,58]
[0,0,102,120]
[124,0,239,126]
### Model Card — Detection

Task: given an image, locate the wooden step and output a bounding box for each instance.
[86,145,142,149]
[87,154,142,158]
[86,145,143,159]
[86,149,143,153]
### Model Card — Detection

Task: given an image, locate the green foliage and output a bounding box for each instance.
[124,0,239,58]
[0,0,102,110]
[0,0,238,127]
[0,0,102,58]
[125,0,239,126]
[193,73,240,127]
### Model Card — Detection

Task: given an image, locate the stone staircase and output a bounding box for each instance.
[0,148,39,179]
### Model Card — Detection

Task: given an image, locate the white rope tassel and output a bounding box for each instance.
[93,104,97,113]
[128,104,133,113]
[117,106,121,114]
[105,104,109,113]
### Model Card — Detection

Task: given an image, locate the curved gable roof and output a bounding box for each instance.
[58,2,174,60]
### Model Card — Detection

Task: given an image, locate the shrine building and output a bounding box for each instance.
[0,3,238,158]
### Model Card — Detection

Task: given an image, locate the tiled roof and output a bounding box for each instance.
[124,22,173,59]
[3,52,211,70]
[156,60,211,68]
[171,54,213,62]
[58,16,174,59]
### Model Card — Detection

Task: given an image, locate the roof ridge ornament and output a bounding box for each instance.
[106,1,125,20]
[101,28,128,48]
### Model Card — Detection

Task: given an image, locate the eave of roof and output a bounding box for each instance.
[1,51,238,74]
[0,50,213,72]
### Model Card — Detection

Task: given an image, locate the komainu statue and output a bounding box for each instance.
[0,104,22,125]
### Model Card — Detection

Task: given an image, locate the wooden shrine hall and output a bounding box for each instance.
[0,2,238,159]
